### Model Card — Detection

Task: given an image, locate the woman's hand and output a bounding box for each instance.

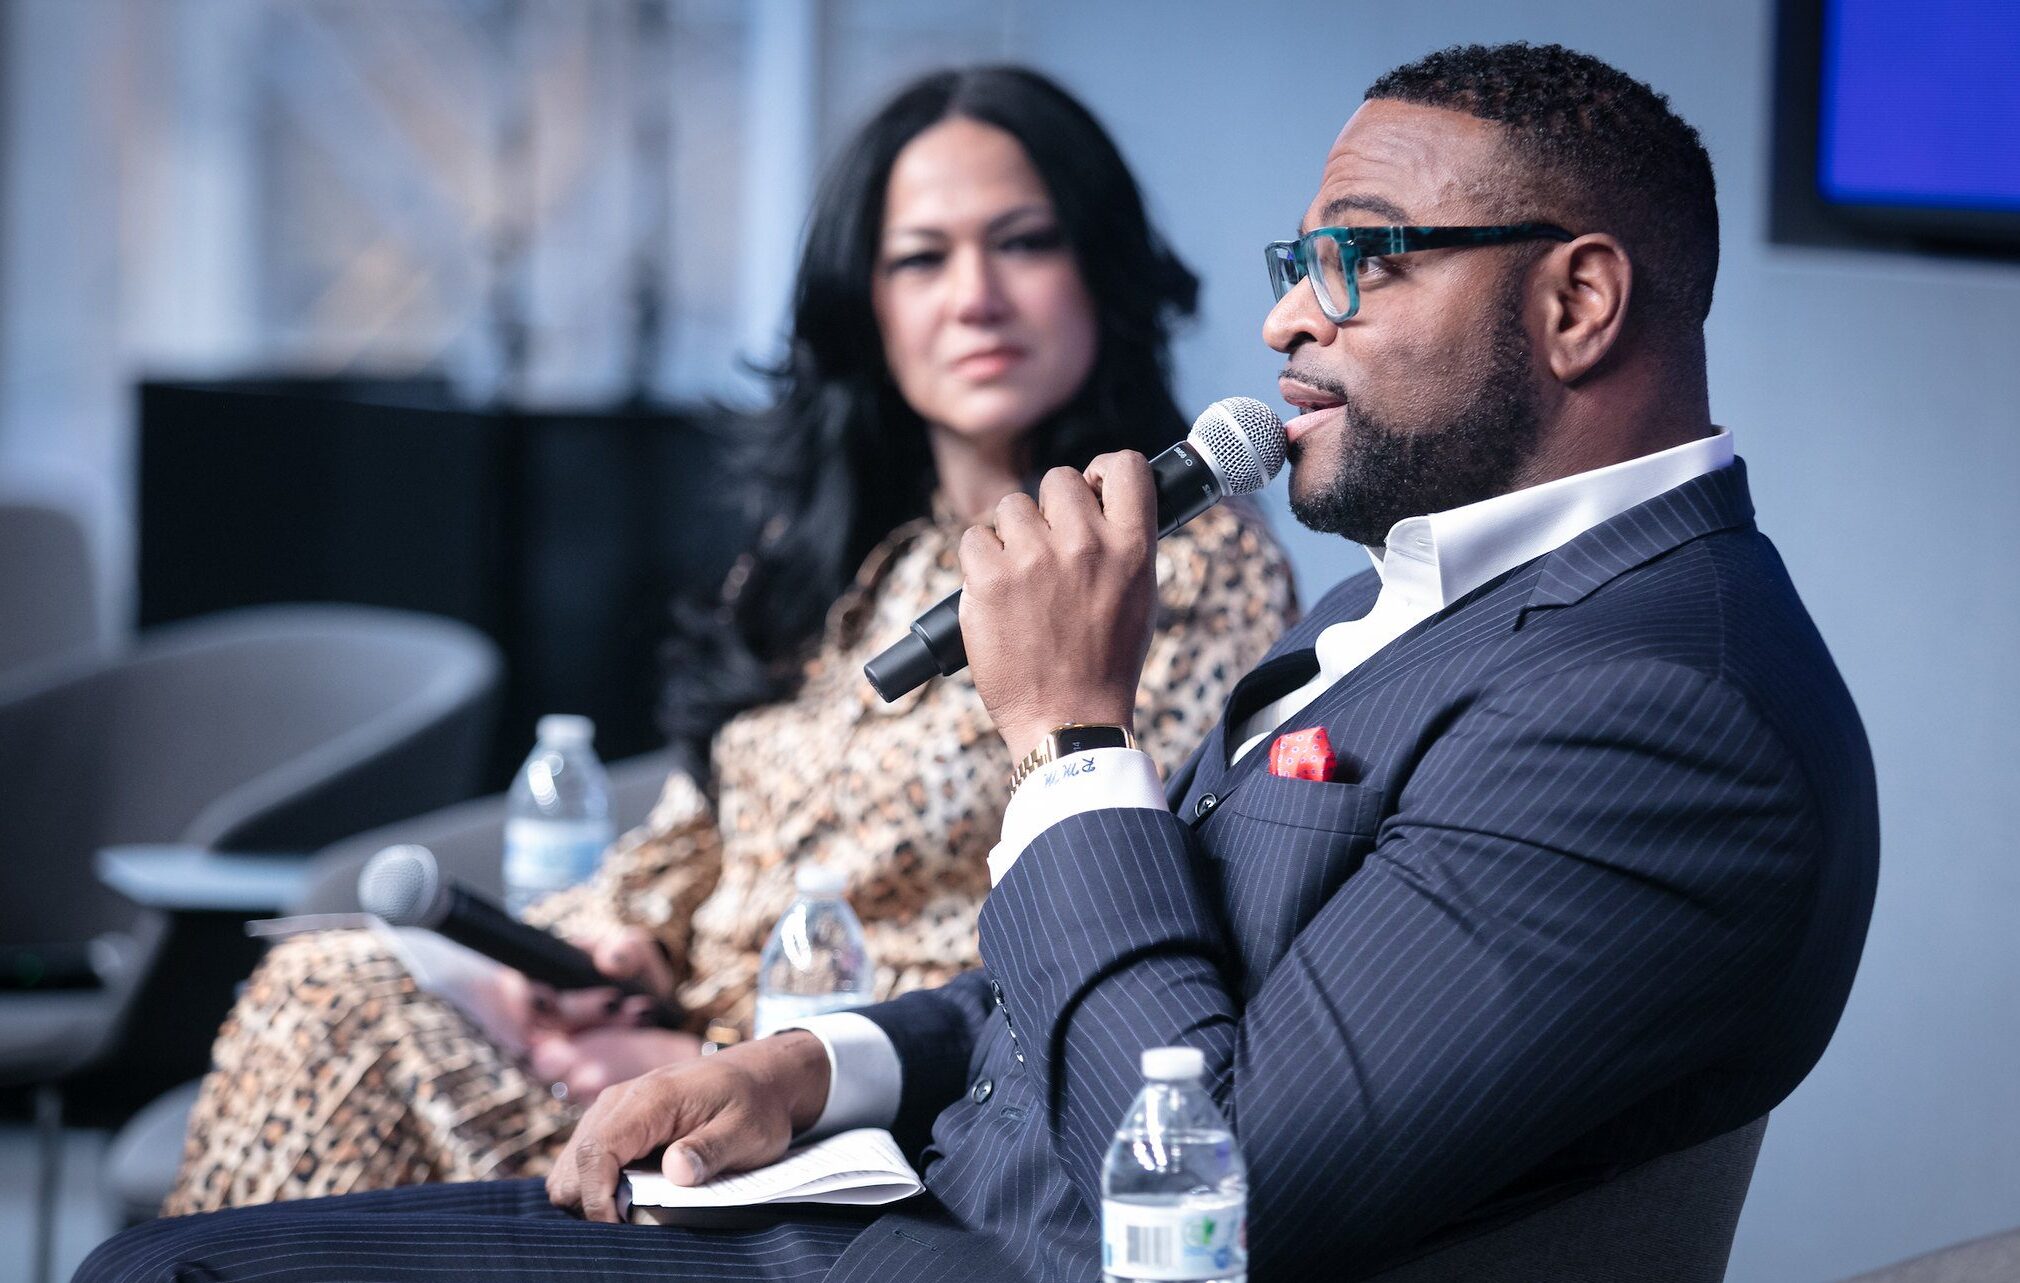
[529,1025,704,1104]
[493,926,681,1040]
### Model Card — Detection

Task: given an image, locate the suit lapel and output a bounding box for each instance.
[1202,460,1760,801]
[1181,571,1380,804]
[1210,561,1542,795]
[1220,650,1322,753]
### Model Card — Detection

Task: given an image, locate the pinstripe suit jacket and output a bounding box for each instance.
[828,459,1878,1281]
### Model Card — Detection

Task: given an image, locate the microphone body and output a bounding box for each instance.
[424,882,617,990]
[864,398,1286,702]
[360,845,682,1025]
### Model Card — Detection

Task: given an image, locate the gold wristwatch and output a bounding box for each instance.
[1010,723,1136,790]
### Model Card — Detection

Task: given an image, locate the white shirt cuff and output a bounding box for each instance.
[987,747,1169,885]
[781,1011,902,1140]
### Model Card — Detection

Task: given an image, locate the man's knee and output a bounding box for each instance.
[74,1211,213,1282]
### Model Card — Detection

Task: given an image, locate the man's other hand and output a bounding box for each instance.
[545,1030,831,1223]
[959,452,1159,762]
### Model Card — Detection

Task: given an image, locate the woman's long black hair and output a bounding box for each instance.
[660,66,1200,776]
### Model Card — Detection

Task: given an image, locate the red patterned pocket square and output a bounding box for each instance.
[1268,726,1338,781]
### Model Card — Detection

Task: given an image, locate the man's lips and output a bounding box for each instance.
[1278,376,1345,444]
[1284,404,1345,446]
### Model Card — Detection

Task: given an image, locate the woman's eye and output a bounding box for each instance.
[998,227,1066,254]
[885,251,943,274]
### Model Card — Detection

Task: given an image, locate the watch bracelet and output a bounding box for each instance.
[1008,723,1135,790]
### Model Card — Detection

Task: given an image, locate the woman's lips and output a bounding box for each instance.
[952,347,1025,379]
[1284,402,1344,444]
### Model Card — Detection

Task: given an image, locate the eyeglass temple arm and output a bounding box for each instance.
[1357,223,1575,253]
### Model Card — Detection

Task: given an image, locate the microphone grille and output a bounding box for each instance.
[1189,397,1286,496]
[358,845,443,927]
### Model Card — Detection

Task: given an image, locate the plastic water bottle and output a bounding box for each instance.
[752,864,874,1036]
[502,714,614,919]
[1101,1046,1248,1283]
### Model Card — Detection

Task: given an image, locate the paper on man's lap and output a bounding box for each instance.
[618,1128,922,1223]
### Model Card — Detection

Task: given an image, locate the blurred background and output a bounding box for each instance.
[0,1,2014,1280]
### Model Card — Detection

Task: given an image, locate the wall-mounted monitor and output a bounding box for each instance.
[1771,0,2020,257]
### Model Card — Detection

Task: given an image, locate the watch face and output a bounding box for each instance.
[1053,726,1132,755]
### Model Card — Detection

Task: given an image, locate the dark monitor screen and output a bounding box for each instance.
[1773,0,2020,255]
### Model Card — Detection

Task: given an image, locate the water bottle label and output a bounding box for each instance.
[1101,1198,1246,1281]
[503,818,611,895]
[752,991,874,1038]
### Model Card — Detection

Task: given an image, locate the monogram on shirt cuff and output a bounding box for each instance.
[986,747,1168,885]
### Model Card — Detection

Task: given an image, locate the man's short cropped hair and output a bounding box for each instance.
[1367,42,1719,328]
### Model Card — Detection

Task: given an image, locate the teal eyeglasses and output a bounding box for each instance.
[1264,223,1574,322]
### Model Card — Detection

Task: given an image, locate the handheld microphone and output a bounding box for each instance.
[863,396,1287,702]
[359,845,682,1025]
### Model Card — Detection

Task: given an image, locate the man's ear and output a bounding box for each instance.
[1537,234,1631,385]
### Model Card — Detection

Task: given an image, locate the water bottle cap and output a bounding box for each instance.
[536,714,595,745]
[794,863,848,896]
[1141,1046,1205,1081]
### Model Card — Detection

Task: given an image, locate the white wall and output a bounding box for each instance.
[1003,2,2020,1279]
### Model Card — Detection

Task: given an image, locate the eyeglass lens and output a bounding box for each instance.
[1306,234,1353,320]
[1268,235,1359,322]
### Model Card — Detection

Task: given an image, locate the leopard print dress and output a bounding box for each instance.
[164,498,1296,1213]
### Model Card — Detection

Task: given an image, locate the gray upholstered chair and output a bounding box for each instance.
[1359,1116,1767,1282]
[101,749,675,1225]
[0,604,501,1283]
[292,748,674,913]
[0,497,105,682]
[1840,1227,2020,1282]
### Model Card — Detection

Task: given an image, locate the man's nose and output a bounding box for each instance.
[1262,278,1336,354]
[951,247,1011,324]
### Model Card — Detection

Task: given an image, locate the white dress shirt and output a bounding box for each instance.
[792,427,1735,1138]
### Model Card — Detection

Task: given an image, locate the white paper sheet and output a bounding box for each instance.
[246,913,525,1053]
[620,1128,922,1211]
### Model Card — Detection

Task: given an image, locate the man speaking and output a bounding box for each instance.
[83,41,1876,1283]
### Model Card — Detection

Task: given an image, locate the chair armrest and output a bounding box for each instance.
[95,845,315,913]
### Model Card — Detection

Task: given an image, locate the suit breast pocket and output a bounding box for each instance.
[1204,775,1389,993]
[1222,771,1386,835]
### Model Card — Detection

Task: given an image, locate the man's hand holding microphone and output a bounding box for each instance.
[543,399,1283,1220]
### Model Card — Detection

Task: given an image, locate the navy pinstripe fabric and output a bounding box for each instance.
[76,1178,868,1281]
[77,460,1877,1283]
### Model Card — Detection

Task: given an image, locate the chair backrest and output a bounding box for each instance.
[0,499,102,679]
[1839,1225,2020,1282]
[292,749,675,914]
[0,604,501,943]
[1360,1116,1768,1283]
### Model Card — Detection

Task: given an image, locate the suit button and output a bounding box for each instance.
[1194,792,1219,818]
[970,1078,994,1104]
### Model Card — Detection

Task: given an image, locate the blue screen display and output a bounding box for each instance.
[1819,0,2020,211]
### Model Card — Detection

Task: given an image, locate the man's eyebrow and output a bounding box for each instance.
[1303,193,1413,233]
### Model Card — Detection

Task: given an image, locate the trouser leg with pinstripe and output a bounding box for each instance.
[74,1178,866,1283]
